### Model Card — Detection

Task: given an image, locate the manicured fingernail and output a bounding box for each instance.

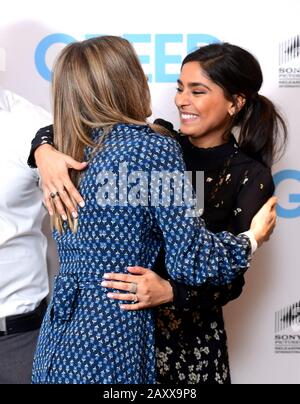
[49,211,53,216]
[79,201,85,208]
[103,274,110,279]
[72,211,78,219]
[107,293,114,298]
[62,215,67,221]
[101,281,109,287]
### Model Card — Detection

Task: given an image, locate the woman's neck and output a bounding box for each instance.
[188,133,229,149]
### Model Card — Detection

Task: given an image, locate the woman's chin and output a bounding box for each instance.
[180,129,199,137]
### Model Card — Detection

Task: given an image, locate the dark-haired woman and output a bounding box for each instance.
[28,42,281,384]
[99,43,287,384]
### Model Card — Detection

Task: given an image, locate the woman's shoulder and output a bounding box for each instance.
[232,148,272,177]
[231,149,274,194]
[108,123,183,171]
[109,123,181,156]
[113,122,178,143]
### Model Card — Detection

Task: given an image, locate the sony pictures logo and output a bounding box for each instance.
[275,301,300,353]
[279,35,300,88]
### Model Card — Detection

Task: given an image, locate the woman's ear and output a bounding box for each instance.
[228,103,235,116]
[228,95,246,116]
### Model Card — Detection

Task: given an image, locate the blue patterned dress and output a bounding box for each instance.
[32,123,251,384]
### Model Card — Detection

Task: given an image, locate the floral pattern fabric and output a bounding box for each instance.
[32,124,252,384]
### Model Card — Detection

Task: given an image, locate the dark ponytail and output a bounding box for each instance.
[182,43,287,167]
[237,94,287,167]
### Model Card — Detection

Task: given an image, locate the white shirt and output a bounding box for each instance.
[0,89,52,317]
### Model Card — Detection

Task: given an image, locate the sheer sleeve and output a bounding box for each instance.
[169,276,245,310]
[227,163,275,233]
[27,124,54,168]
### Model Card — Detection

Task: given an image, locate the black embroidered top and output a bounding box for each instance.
[152,123,274,384]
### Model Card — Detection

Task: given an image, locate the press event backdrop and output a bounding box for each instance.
[0,0,299,384]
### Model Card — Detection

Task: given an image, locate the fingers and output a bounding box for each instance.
[43,187,67,218]
[43,189,54,216]
[103,266,151,280]
[101,280,132,292]
[107,292,136,301]
[105,288,144,311]
[103,272,142,283]
[267,196,278,210]
[43,182,84,219]
[49,191,68,221]
[63,179,85,209]
[127,266,150,275]
[264,211,277,242]
[119,302,143,311]
[119,303,143,311]
[268,209,277,225]
[65,156,88,171]
[37,147,86,216]
[54,185,78,219]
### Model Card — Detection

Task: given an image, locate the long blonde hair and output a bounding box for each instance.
[51,35,168,233]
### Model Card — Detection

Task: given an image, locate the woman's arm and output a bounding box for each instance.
[27,125,86,218]
[101,266,245,311]
[227,163,275,233]
[27,125,54,168]
[167,163,276,309]
[143,135,275,287]
[30,126,272,304]
[101,165,276,310]
[99,131,276,289]
[29,126,275,300]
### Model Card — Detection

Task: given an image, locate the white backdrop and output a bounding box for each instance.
[1,0,299,384]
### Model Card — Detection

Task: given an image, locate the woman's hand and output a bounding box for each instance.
[35,144,87,219]
[101,266,174,311]
[250,196,277,247]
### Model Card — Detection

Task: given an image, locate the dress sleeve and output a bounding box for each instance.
[27,124,54,168]
[170,275,245,310]
[169,161,274,308]
[154,249,245,310]
[227,163,275,233]
[145,134,252,286]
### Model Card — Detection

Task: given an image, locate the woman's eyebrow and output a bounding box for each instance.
[177,79,211,90]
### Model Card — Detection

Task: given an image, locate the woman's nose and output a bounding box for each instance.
[176,91,191,108]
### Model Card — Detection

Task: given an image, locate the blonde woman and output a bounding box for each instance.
[31,36,275,384]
